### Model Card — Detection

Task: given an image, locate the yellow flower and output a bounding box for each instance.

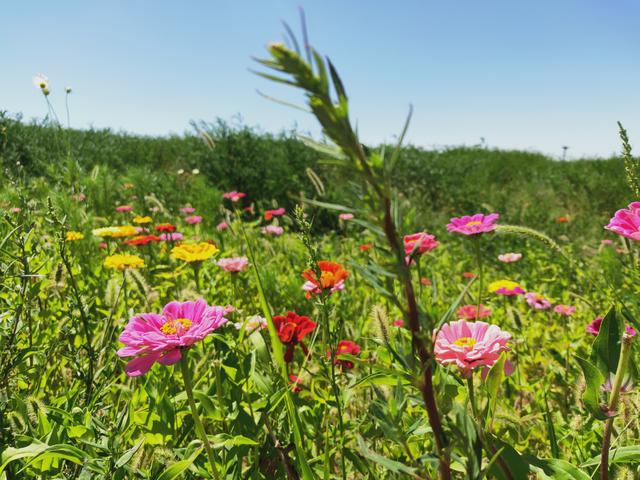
[488,280,522,292]
[171,242,219,263]
[66,231,84,241]
[133,215,152,224]
[104,254,145,271]
[92,225,138,238]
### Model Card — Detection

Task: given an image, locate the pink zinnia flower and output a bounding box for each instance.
[393,318,405,328]
[463,272,476,279]
[586,317,636,337]
[339,213,354,221]
[262,225,284,236]
[223,191,246,202]
[457,304,492,320]
[116,205,133,212]
[10,207,21,214]
[498,252,522,263]
[434,319,511,377]
[217,256,249,273]
[159,232,183,241]
[264,207,285,220]
[605,202,640,240]
[403,232,439,257]
[217,222,229,231]
[181,206,196,214]
[185,215,203,225]
[117,299,227,376]
[553,304,576,316]
[525,292,552,310]
[447,213,499,236]
[601,239,613,246]
[98,242,108,250]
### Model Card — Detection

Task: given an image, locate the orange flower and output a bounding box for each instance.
[555,216,570,223]
[302,261,348,299]
[359,243,373,252]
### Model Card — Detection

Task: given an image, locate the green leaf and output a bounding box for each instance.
[524,456,590,480]
[581,445,640,467]
[355,436,420,478]
[115,438,145,469]
[484,353,506,424]
[590,306,622,378]
[156,447,203,480]
[575,356,610,421]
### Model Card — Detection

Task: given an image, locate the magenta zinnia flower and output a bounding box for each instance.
[525,292,552,310]
[457,304,492,320]
[223,191,246,202]
[181,206,196,214]
[185,215,203,225]
[447,213,499,236]
[117,299,228,376]
[159,232,183,241]
[553,304,576,316]
[216,222,229,231]
[217,256,249,273]
[605,202,640,240]
[403,232,439,256]
[339,213,354,221]
[116,205,133,212]
[434,320,511,377]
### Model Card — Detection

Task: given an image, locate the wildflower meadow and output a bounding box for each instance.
[3,10,640,480]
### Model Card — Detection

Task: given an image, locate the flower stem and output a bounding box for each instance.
[473,238,483,318]
[181,354,221,480]
[600,333,634,480]
[467,375,479,420]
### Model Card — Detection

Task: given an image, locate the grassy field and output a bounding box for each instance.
[1,38,640,480]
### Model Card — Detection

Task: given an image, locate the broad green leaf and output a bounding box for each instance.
[575,356,609,421]
[355,436,420,478]
[581,445,640,467]
[156,447,203,480]
[115,438,145,469]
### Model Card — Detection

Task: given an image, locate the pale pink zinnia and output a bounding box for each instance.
[338,213,354,221]
[525,292,552,310]
[159,232,183,241]
[434,320,511,377]
[456,304,492,320]
[181,206,196,214]
[185,215,203,225]
[10,207,21,214]
[262,225,284,236]
[216,222,229,231]
[605,202,640,240]
[217,256,249,273]
[116,205,133,212]
[498,252,522,263]
[447,213,499,236]
[117,299,227,377]
[553,304,576,316]
[223,191,246,202]
[601,239,613,246]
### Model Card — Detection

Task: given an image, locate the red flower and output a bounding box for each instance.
[264,207,285,220]
[359,243,373,252]
[328,340,361,369]
[555,216,570,223]
[124,235,161,246]
[420,277,432,286]
[302,261,348,299]
[288,374,303,393]
[463,272,476,279]
[273,311,317,362]
[154,223,176,233]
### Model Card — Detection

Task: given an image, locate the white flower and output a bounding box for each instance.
[33,74,50,95]
[234,315,267,332]
[177,169,185,175]
[192,168,200,175]
[498,252,522,263]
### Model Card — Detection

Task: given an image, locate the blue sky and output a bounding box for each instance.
[1,0,639,158]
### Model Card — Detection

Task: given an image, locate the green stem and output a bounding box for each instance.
[181,354,221,480]
[600,333,634,480]
[467,375,479,421]
[473,238,483,318]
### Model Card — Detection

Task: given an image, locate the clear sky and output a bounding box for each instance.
[1,0,639,158]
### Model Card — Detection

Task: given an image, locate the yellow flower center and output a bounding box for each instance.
[453,337,476,348]
[466,221,482,226]
[160,318,192,335]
